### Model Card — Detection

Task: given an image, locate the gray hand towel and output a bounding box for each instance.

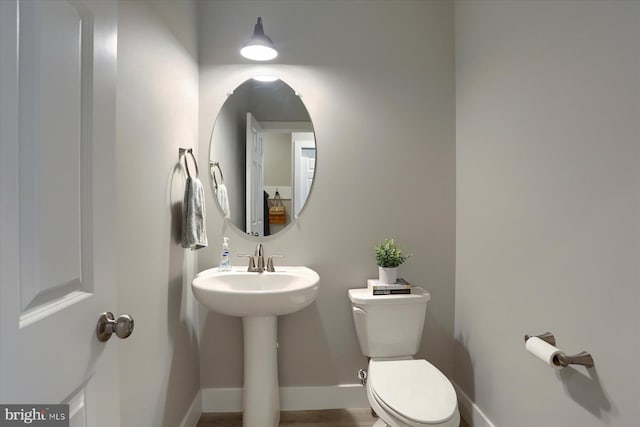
[182,176,208,250]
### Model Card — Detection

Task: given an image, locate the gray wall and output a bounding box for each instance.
[263,132,292,187]
[116,1,200,426]
[197,0,455,390]
[455,1,640,426]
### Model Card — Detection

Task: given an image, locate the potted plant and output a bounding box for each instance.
[374,238,411,284]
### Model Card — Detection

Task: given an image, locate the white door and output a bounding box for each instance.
[293,133,316,217]
[0,0,121,425]
[246,112,264,236]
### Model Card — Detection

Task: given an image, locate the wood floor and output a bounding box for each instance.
[197,409,470,427]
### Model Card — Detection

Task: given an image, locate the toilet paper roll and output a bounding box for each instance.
[525,336,564,369]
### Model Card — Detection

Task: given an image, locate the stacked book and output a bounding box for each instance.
[368,278,411,295]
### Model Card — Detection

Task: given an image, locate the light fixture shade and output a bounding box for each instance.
[252,75,279,82]
[240,17,278,61]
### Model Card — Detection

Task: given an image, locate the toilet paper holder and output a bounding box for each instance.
[524,332,594,368]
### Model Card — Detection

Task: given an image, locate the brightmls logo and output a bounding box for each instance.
[0,405,68,426]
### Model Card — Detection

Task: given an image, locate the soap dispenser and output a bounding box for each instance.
[219,237,231,271]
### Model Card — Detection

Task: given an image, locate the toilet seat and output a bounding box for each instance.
[369,359,458,426]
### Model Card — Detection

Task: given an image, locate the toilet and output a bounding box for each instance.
[349,287,460,427]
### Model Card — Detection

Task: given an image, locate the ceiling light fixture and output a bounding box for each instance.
[240,17,278,61]
[252,75,279,82]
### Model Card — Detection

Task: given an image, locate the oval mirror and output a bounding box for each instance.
[209,78,316,236]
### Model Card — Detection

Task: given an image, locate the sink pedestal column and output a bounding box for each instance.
[242,315,279,427]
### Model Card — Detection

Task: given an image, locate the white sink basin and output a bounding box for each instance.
[191,266,320,317]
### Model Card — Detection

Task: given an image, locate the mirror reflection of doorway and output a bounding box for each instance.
[245,114,315,236]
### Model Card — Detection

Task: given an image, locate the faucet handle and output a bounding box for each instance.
[237,254,256,272]
[266,255,284,272]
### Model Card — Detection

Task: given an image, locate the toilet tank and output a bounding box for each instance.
[348,287,430,358]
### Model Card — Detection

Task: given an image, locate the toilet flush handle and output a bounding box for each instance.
[352,306,366,316]
[351,306,368,351]
[351,306,369,386]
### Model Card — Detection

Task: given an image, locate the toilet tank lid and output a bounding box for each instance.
[348,287,430,305]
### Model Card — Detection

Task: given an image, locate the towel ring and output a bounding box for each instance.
[210,161,224,190]
[179,148,199,179]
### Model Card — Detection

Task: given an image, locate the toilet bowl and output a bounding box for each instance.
[348,287,460,427]
[366,359,459,427]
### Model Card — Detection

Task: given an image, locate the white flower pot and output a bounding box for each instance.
[378,267,398,285]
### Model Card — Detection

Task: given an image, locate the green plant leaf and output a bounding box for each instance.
[374,238,412,268]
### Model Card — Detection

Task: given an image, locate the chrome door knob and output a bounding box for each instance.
[96,312,134,342]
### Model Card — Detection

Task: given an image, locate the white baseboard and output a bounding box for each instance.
[453,382,495,427]
[179,390,203,427]
[201,384,369,413]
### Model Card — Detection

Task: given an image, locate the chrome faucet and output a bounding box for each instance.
[238,242,266,272]
[238,243,283,273]
[254,243,265,272]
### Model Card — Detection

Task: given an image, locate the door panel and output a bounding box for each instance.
[17,0,93,323]
[67,387,88,427]
[246,112,264,236]
[293,132,316,218]
[0,1,119,424]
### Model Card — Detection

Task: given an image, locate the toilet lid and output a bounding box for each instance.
[369,359,457,425]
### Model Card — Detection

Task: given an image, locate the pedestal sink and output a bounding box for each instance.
[192,266,320,427]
